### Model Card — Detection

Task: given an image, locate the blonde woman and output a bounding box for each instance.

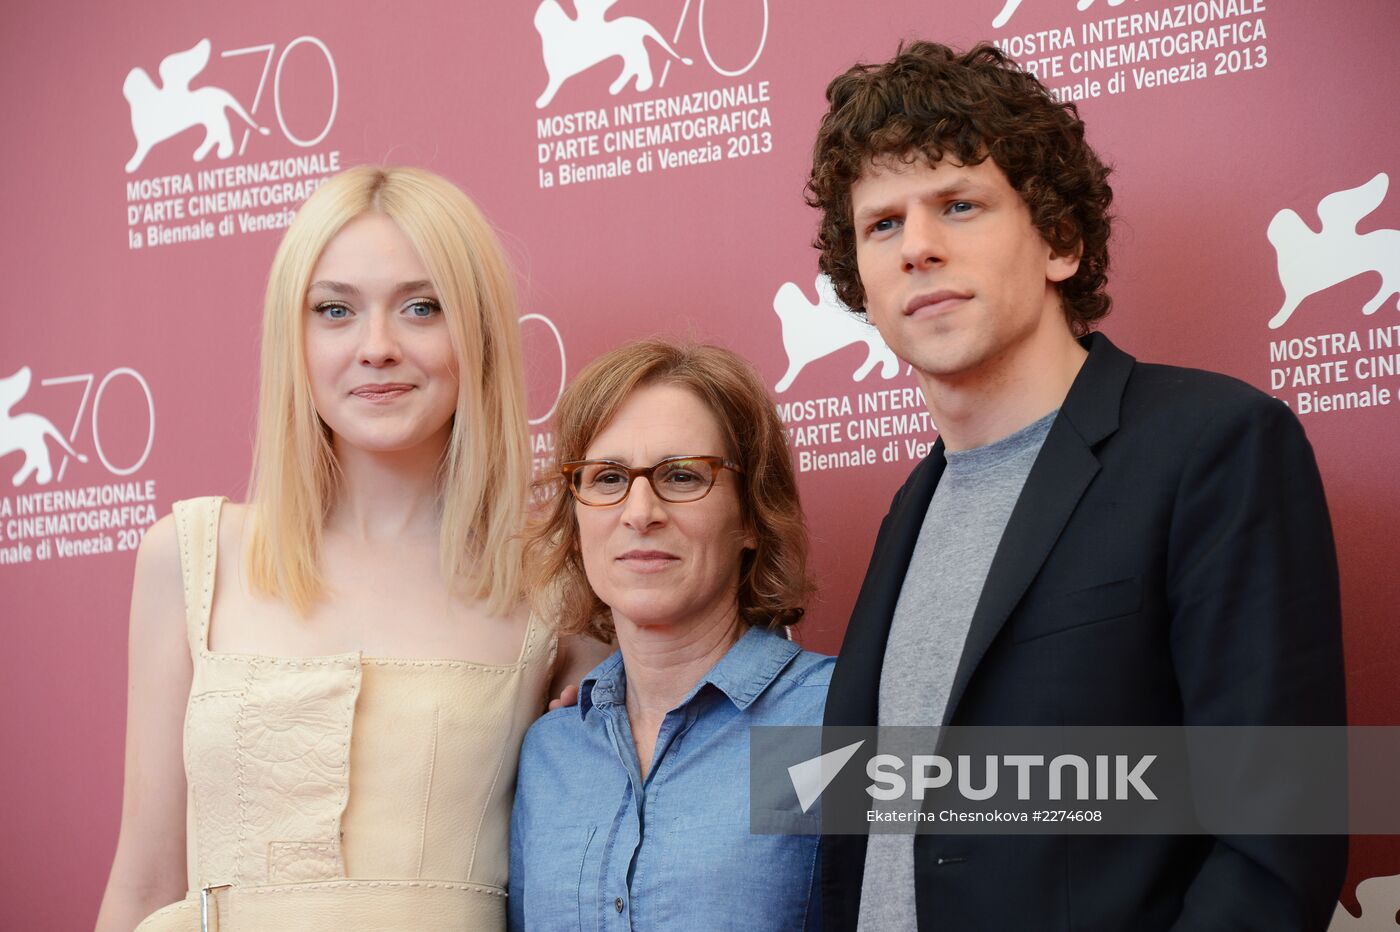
[96,167,602,932]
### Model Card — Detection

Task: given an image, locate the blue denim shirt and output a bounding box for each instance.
[509,626,832,931]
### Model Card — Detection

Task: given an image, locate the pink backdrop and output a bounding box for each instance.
[3,0,1398,927]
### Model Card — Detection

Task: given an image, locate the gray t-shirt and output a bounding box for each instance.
[858,410,1057,932]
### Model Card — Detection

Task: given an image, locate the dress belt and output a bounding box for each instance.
[134,879,508,932]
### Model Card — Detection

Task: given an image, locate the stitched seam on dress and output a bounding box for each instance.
[200,496,218,651]
[467,681,517,880]
[199,652,517,671]
[231,660,257,886]
[189,685,245,887]
[236,879,507,896]
[270,841,337,852]
[362,658,513,671]
[516,611,539,667]
[187,711,201,885]
[267,841,339,883]
[188,690,241,703]
[336,661,360,879]
[416,705,439,878]
[175,501,197,656]
[201,653,365,666]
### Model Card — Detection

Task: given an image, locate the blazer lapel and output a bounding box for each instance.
[826,447,945,728]
[942,334,1135,725]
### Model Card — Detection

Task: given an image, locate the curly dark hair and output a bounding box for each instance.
[522,339,813,643]
[806,41,1114,333]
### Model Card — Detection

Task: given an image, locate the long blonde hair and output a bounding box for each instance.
[248,166,530,615]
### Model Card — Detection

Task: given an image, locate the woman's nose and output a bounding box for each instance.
[359,311,401,367]
[620,473,667,531]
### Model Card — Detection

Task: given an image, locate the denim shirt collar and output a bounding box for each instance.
[578,626,801,720]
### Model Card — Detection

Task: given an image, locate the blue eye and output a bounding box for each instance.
[948,201,976,215]
[405,300,441,319]
[315,303,351,319]
[871,217,900,234]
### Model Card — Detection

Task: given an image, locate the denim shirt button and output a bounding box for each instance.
[615,896,625,913]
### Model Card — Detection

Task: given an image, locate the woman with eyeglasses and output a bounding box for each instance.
[509,340,831,930]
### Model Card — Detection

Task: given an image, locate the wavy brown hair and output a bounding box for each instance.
[806,41,1114,333]
[524,340,812,642]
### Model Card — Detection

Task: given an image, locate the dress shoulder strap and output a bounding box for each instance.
[171,496,226,656]
[517,608,560,702]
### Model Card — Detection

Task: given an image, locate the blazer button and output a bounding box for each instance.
[615,896,625,912]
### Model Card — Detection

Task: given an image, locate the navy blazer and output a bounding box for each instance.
[822,334,1347,931]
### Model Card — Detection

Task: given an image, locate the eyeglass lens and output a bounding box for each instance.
[574,458,718,504]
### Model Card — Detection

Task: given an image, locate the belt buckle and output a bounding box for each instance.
[200,883,231,932]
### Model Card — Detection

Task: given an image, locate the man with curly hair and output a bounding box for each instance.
[811,42,1346,930]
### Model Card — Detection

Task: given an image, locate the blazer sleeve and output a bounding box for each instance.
[1164,393,1347,930]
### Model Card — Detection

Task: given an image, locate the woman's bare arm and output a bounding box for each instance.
[547,633,614,711]
[94,515,193,931]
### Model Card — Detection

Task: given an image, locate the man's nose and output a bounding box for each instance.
[901,209,946,272]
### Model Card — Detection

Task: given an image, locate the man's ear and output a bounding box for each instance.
[1047,237,1082,284]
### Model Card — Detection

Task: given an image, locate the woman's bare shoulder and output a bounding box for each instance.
[133,512,179,586]
[129,513,185,643]
[133,499,252,620]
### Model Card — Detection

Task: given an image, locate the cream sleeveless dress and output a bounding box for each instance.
[135,497,554,931]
